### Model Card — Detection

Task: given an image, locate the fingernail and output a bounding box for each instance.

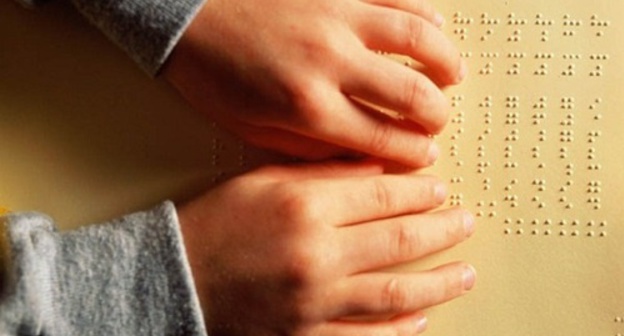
[463,265,477,291]
[434,183,448,204]
[434,13,446,27]
[427,142,440,165]
[463,211,475,237]
[456,59,468,83]
[415,314,428,333]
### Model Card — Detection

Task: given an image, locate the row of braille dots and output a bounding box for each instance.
[529,179,598,210]
[453,13,610,38]
[501,179,578,210]
[504,218,608,236]
[454,12,587,26]
[476,53,608,60]
[478,61,607,77]
[479,97,602,126]
[528,178,602,211]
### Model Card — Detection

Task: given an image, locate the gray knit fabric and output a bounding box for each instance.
[15,0,206,75]
[0,202,207,336]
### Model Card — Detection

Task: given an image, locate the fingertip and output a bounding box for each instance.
[427,141,441,165]
[434,12,446,28]
[463,210,476,237]
[415,312,428,333]
[462,264,477,291]
[434,180,448,205]
[456,58,469,84]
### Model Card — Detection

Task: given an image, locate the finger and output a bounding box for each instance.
[255,159,386,183]
[304,92,440,168]
[354,6,465,85]
[341,52,450,134]
[339,208,474,273]
[360,0,444,27]
[318,311,428,336]
[299,174,447,226]
[330,263,476,318]
[234,123,359,161]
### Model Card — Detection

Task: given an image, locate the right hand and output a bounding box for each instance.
[163,0,465,167]
[178,160,476,335]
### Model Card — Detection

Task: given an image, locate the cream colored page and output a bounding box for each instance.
[1,0,623,335]
[414,0,624,335]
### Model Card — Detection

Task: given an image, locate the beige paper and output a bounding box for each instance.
[1,0,622,334]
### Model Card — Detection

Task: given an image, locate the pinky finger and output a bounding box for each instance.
[318,312,428,336]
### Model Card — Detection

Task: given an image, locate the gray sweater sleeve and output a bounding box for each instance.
[0,202,207,336]
[15,0,206,75]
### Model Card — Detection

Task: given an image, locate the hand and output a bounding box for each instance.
[178,161,476,335]
[162,0,465,167]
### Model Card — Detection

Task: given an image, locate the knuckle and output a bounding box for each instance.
[368,120,394,154]
[291,82,323,117]
[400,75,425,112]
[381,277,410,312]
[290,82,334,130]
[403,16,425,50]
[371,179,394,212]
[391,221,421,260]
[283,243,323,288]
[274,184,322,226]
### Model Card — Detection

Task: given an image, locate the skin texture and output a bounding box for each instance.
[165,0,474,333]
[178,161,476,336]
[162,0,466,167]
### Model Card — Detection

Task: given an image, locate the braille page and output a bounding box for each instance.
[405,0,624,335]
